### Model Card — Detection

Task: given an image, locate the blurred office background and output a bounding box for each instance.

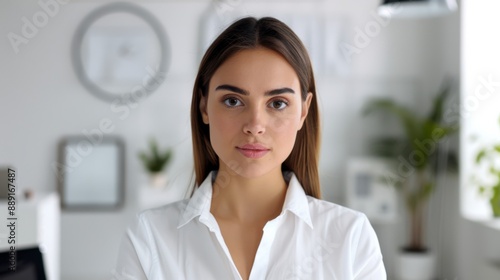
[1,0,499,279]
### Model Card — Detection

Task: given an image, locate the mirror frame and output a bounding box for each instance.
[71,2,170,103]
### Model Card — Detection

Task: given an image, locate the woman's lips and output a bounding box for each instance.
[236,144,270,159]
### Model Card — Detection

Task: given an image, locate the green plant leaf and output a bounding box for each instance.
[479,186,486,194]
[138,138,173,173]
[441,125,459,137]
[494,145,500,154]
[490,183,500,217]
[476,149,486,164]
[417,182,434,203]
[363,99,420,143]
[489,166,497,175]
[428,80,451,123]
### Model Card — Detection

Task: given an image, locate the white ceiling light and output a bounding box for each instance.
[378,0,458,18]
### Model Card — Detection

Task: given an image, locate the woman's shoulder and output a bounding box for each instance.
[136,198,191,226]
[306,195,364,216]
[305,196,369,230]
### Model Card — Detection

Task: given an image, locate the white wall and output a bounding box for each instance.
[459,0,500,279]
[0,0,462,279]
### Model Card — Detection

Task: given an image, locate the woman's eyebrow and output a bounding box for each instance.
[215,84,295,96]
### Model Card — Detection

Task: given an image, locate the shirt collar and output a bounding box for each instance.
[177,170,313,229]
[177,171,216,229]
[282,171,313,228]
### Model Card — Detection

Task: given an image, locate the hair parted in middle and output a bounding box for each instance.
[190,16,321,198]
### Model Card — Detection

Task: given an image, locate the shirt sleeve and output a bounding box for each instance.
[111,213,152,280]
[352,214,387,280]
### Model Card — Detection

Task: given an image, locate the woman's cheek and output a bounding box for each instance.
[269,114,298,133]
[212,114,235,134]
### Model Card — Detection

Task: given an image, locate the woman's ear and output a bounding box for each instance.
[199,95,209,124]
[299,92,313,130]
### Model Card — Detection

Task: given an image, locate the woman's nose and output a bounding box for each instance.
[242,108,266,135]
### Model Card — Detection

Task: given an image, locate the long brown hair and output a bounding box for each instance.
[190,16,321,198]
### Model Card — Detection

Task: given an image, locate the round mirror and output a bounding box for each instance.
[72,2,169,103]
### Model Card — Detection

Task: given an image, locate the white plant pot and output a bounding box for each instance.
[149,172,167,189]
[396,250,436,280]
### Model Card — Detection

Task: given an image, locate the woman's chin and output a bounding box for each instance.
[230,164,280,180]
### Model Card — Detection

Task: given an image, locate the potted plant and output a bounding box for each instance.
[138,138,173,188]
[363,81,458,280]
[472,116,500,217]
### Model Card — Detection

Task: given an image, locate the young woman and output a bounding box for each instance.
[113,17,386,280]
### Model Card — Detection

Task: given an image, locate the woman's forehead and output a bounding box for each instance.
[209,48,300,92]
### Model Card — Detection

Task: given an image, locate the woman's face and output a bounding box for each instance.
[200,47,312,179]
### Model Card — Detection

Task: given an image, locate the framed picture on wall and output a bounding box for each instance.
[56,135,125,210]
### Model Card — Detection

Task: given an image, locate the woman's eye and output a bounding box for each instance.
[223,97,242,107]
[269,100,288,110]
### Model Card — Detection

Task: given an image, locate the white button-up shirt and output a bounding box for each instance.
[112,171,387,279]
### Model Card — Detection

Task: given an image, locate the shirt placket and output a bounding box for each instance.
[248,216,283,280]
[199,213,243,280]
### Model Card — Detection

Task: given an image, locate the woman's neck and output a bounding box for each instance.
[210,166,287,224]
